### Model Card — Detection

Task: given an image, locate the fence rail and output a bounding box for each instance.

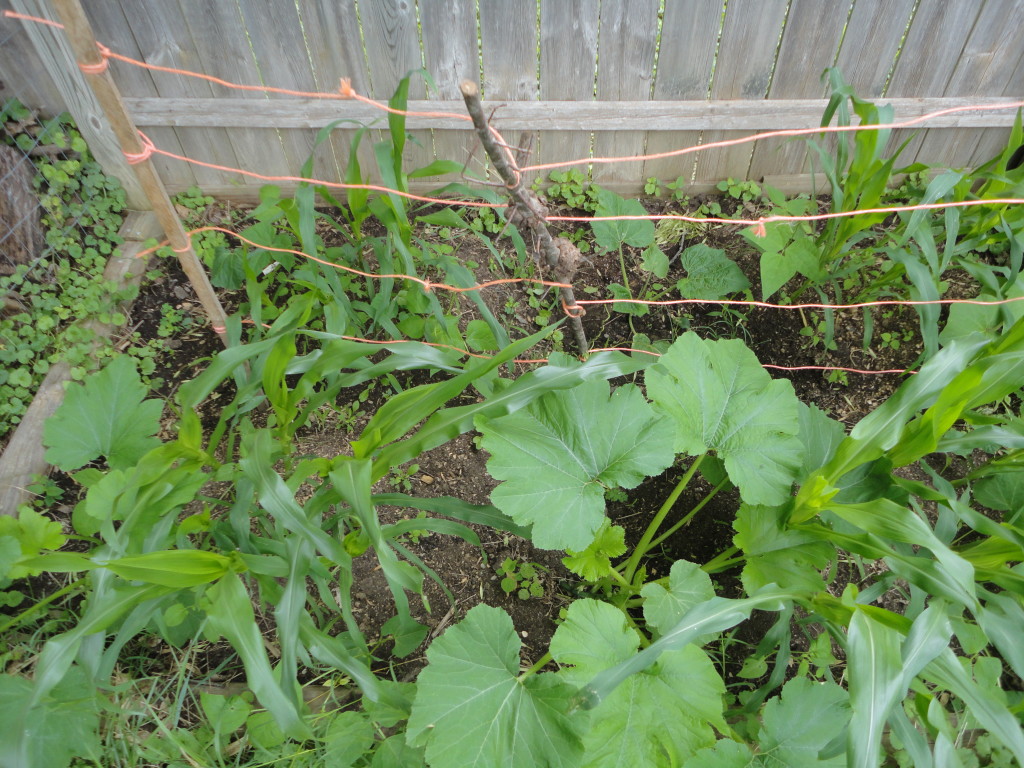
[2,0,1023,199]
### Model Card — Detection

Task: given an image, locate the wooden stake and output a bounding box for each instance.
[49,0,229,346]
[460,80,588,354]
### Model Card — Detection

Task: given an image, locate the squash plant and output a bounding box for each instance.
[407,319,1024,768]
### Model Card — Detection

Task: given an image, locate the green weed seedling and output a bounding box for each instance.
[539,168,601,212]
[0,100,128,439]
[717,176,762,203]
[495,558,547,600]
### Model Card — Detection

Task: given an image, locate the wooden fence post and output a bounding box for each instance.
[44,0,229,344]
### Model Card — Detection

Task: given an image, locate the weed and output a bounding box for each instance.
[0,100,128,438]
[716,177,762,203]
[387,463,420,493]
[537,168,601,212]
[495,558,548,600]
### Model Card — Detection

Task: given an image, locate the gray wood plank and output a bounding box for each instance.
[123,95,1022,130]
[86,0,220,189]
[538,0,599,181]
[178,0,290,185]
[693,0,789,185]
[642,0,725,188]
[237,0,324,181]
[591,0,659,184]
[478,0,539,185]
[883,1,983,166]
[294,0,374,186]
[359,0,434,175]
[420,0,478,182]
[970,42,1024,167]
[0,6,65,113]
[835,0,916,98]
[747,0,848,181]
[915,0,1024,170]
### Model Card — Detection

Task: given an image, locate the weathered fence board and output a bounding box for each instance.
[915,0,1024,170]
[835,0,916,99]
[478,0,538,186]
[360,0,434,174]
[746,0,848,181]
[640,0,724,187]
[693,0,790,185]
[591,0,659,185]
[120,96,1021,131]
[1,0,1021,200]
[420,0,478,181]
[294,0,373,184]
[237,1,322,181]
[178,2,291,187]
[85,0,211,190]
[538,0,598,176]
[884,1,984,166]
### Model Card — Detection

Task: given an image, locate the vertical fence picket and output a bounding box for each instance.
[178,1,290,183]
[914,0,1024,171]
[294,0,374,185]
[835,0,915,99]
[236,0,323,181]
[883,2,984,167]
[591,0,659,186]
[692,0,789,187]
[419,0,478,182]
[971,50,1024,167]
[479,0,539,186]
[538,0,599,182]
[88,0,232,191]
[359,0,434,176]
[641,0,723,192]
[747,0,847,185]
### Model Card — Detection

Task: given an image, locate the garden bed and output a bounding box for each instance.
[4,84,1024,766]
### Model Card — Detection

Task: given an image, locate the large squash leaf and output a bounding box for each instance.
[688,678,849,767]
[477,381,675,550]
[640,558,716,636]
[551,599,725,767]
[733,504,834,593]
[43,356,162,471]
[407,605,583,768]
[647,333,803,506]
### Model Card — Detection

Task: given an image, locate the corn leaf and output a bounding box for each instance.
[203,573,309,740]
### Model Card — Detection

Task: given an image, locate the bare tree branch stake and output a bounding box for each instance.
[460,80,588,354]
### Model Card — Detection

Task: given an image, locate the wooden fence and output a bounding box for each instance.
[2,0,1023,200]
